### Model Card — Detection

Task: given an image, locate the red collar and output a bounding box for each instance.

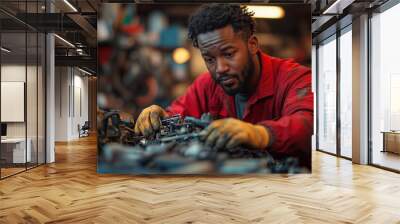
[222,51,274,117]
[246,51,274,106]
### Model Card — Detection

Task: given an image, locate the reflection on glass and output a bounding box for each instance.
[371,3,400,171]
[339,29,352,158]
[317,37,337,154]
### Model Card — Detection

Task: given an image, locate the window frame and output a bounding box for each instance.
[314,17,353,160]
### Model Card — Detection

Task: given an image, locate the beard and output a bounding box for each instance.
[213,51,255,96]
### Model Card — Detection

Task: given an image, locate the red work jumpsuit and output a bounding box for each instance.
[166,52,313,168]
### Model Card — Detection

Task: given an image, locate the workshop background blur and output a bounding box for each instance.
[97,3,311,174]
[97,3,311,120]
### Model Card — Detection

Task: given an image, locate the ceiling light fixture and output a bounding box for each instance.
[323,0,354,15]
[54,34,75,48]
[246,5,285,19]
[78,67,92,76]
[63,0,78,12]
[1,47,11,53]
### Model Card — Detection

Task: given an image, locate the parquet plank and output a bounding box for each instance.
[0,135,399,223]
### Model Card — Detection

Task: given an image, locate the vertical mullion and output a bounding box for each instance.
[73,68,75,118]
[36,0,39,167]
[316,44,319,151]
[25,0,28,171]
[44,0,47,164]
[337,32,340,157]
[60,67,62,117]
[367,11,373,165]
[69,69,71,117]
[44,33,47,164]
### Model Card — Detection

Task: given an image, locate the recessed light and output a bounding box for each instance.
[1,47,11,53]
[78,67,92,76]
[63,0,78,12]
[54,34,75,48]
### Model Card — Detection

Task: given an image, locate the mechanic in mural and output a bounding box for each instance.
[134,3,313,167]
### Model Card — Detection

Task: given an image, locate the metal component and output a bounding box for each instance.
[98,113,308,174]
[184,113,212,128]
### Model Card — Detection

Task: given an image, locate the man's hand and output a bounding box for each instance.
[134,105,168,137]
[200,118,270,150]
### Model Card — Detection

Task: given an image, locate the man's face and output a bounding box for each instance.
[197,25,255,95]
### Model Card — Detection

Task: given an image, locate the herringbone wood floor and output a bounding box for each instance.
[1,136,400,224]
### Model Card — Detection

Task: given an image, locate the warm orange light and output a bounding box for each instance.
[173,48,190,64]
[246,5,285,19]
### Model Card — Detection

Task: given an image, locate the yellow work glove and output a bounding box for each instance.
[200,118,270,150]
[134,105,168,137]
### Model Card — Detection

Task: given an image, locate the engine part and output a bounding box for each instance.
[98,113,308,174]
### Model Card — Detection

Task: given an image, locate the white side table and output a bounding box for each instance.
[1,138,32,163]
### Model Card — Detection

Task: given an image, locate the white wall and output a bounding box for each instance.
[1,65,26,139]
[0,65,41,137]
[1,64,45,164]
[54,67,89,141]
[55,67,69,141]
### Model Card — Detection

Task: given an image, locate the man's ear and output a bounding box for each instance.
[247,35,258,55]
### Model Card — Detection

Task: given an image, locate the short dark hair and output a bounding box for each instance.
[188,3,256,48]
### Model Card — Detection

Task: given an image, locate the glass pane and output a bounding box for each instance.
[339,29,352,158]
[1,30,27,177]
[317,36,337,154]
[27,31,38,169]
[371,4,400,171]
